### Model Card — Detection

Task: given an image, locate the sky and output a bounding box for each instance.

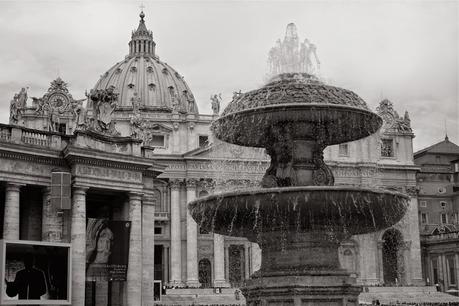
[0,0,457,152]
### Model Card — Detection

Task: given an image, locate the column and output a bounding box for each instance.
[186,179,200,287]
[244,244,250,279]
[127,192,142,306]
[71,187,87,306]
[164,246,170,283]
[225,245,230,281]
[213,234,230,287]
[3,183,22,240]
[169,179,183,286]
[376,240,384,284]
[42,187,63,242]
[142,195,155,306]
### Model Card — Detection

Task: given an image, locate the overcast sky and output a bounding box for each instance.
[0,0,457,151]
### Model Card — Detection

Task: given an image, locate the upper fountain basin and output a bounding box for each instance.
[213,73,382,147]
[189,186,409,242]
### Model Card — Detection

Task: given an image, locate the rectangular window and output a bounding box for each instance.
[420,201,427,208]
[338,143,349,157]
[448,256,456,285]
[58,123,67,134]
[421,213,428,224]
[150,135,165,147]
[381,139,394,158]
[441,213,448,224]
[199,135,209,148]
[154,227,162,235]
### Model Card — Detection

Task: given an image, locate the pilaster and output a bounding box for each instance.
[186,178,200,287]
[42,187,63,242]
[4,183,23,240]
[127,192,142,306]
[142,195,155,306]
[213,234,230,287]
[71,186,88,306]
[169,179,183,286]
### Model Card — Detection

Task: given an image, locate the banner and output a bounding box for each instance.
[0,240,71,305]
[86,219,131,281]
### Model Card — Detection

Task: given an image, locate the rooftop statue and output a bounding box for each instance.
[88,86,120,136]
[210,93,221,115]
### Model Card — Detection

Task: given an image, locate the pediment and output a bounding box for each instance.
[184,140,268,160]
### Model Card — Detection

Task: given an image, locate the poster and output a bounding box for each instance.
[0,240,71,305]
[86,219,131,281]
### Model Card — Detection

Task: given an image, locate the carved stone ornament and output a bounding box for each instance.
[376,99,412,134]
[9,88,27,125]
[88,85,120,136]
[405,186,419,197]
[169,179,183,189]
[129,111,171,146]
[30,78,87,132]
[186,178,198,188]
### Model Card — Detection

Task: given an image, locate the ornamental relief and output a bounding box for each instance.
[74,165,142,182]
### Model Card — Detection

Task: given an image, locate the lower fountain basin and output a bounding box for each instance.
[189,186,409,241]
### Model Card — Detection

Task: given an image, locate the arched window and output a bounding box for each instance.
[198,258,212,288]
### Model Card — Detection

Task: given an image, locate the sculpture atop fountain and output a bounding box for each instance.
[267,23,320,78]
[189,26,409,306]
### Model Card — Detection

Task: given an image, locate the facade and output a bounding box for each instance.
[415,137,459,292]
[0,11,425,306]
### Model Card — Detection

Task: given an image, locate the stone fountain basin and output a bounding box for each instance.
[212,104,383,147]
[189,186,409,241]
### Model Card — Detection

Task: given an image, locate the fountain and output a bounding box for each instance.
[189,28,409,306]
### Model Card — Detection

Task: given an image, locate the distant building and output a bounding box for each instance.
[0,11,426,306]
[415,136,459,292]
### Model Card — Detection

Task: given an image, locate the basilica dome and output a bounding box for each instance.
[92,11,198,114]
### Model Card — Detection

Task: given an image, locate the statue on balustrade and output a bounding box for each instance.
[210,93,221,115]
[88,85,120,136]
[9,87,28,125]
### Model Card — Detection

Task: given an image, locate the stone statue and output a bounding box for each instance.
[211,94,221,115]
[89,86,120,136]
[9,94,21,124]
[131,92,142,114]
[17,87,28,108]
[267,24,320,78]
[71,99,88,130]
[183,90,197,114]
[169,87,179,113]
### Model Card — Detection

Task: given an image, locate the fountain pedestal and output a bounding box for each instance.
[242,231,361,306]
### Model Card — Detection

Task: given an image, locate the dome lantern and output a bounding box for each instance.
[128,10,156,57]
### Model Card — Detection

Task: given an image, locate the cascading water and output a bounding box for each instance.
[189,28,409,306]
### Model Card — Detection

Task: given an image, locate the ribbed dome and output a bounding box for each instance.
[92,11,198,114]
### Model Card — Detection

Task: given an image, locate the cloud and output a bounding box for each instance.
[0,0,457,152]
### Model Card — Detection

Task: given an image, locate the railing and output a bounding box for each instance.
[422,231,459,241]
[21,130,51,147]
[0,126,11,141]
[154,212,170,220]
[0,123,69,150]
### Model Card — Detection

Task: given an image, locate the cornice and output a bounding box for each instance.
[64,146,164,173]
[0,147,67,167]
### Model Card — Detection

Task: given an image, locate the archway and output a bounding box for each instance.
[382,228,403,285]
[198,258,212,288]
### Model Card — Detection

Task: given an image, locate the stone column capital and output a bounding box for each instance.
[142,194,156,206]
[6,182,24,192]
[186,178,198,189]
[169,179,183,190]
[128,191,143,201]
[72,186,89,195]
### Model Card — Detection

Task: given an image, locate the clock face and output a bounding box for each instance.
[381,112,395,128]
[49,93,68,108]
